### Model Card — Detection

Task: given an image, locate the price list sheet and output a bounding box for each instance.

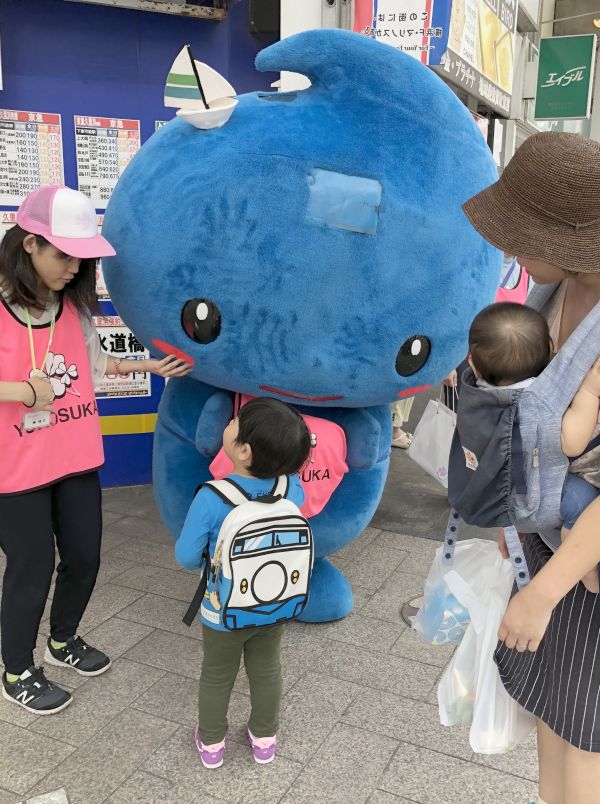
[0,109,64,207]
[74,116,141,209]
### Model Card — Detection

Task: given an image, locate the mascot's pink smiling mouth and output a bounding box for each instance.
[152,338,195,366]
[398,384,431,398]
[260,385,344,402]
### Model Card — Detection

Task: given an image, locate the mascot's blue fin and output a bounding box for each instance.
[255,28,438,105]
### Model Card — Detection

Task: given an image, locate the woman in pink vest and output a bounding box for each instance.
[0,186,190,715]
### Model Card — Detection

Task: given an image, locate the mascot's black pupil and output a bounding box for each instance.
[181,298,221,344]
[395,336,431,376]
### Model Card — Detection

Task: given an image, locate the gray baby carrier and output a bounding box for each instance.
[445,284,600,586]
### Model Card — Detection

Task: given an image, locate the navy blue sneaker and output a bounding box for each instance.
[44,636,111,676]
[2,666,72,714]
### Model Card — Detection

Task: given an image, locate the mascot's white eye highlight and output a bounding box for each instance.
[396,336,431,376]
[181,298,221,344]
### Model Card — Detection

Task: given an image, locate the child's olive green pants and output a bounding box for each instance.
[198,622,284,745]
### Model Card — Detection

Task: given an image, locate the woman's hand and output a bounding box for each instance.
[497,528,509,560]
[497,527,526,561]
[145,356,192,378]
[498,582,554,652]
[443,370,458,387]
[22,376,55,412]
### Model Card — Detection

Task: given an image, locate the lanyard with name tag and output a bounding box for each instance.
[22,308,55,430]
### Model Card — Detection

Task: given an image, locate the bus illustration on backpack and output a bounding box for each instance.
[186,476,314,631]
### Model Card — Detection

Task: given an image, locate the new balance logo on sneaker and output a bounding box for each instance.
[15,690,35,706]
[2,666,72,715]
[44,636,111,676]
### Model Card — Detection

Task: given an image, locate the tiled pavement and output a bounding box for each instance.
[0,447,540,804]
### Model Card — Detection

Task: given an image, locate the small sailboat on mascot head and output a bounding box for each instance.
[164,45,238,130]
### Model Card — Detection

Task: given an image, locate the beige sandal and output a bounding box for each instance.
[391,430,412,449]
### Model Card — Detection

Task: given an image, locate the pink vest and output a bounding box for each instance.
[0,298,104,494]
[209,394,348,518]
[495,262,530,305]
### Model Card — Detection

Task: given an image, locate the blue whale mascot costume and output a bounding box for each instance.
[103,29,500,622]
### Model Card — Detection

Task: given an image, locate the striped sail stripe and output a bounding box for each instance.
[164,86,203,101]
[167,72,199,86]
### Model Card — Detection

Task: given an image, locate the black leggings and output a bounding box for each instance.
[0,472,102,674]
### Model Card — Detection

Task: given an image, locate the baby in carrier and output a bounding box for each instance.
[467,302,600,592]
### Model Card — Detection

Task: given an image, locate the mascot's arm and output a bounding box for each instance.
[332,409,381,470]
[195,391,234,459]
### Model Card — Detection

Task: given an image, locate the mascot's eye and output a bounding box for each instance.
[181,298,221,344]
[395,336,431,376]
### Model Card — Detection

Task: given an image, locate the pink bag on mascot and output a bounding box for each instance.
[494,257,529,305]
[209,394,348,518]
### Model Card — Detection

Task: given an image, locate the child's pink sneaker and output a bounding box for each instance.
[194,725,225,769]
[248,729,277,764]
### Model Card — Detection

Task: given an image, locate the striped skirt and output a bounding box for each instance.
[495,534,600,752]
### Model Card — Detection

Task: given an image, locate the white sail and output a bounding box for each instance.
[165,46,236,109]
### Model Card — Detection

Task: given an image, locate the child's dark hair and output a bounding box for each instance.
[469,302,551,386]
[236,397,311,479]
[0,225,99,314]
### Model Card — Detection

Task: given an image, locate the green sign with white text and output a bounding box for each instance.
[535,35,597,120]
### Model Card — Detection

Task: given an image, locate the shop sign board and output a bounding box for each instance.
[534,35,596,121]
[353,0,452,66]
[93,315,151,399]
[437,0,517,116]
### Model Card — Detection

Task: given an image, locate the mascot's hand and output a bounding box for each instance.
[195,391,234,458]
[335,409,381,470]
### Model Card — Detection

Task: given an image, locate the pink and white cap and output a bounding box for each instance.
[17,185,116,259]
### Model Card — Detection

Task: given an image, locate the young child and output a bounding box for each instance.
[468,301,551,392]
[469,302,600,592]
[175,397,311,769]
[0,185,190,714]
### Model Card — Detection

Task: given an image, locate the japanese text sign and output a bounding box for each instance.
[354,0,452,66]
[535,36,597,121]
[437,0,517,116]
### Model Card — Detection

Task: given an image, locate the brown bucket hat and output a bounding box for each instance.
[463,132,600,274]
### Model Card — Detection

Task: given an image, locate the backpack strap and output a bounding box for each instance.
[182,545,210,627]
[442,509,530,589]
[203,479,252,507]
[504,525,530,588]
[255,476,290,503]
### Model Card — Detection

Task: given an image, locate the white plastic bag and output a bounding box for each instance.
[407,398,456,488]
[412,540,477,646]
[437,539,536,753]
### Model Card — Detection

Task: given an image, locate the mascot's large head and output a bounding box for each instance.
[103,29,500,408]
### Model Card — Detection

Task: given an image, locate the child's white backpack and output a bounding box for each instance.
[183,476,314,630]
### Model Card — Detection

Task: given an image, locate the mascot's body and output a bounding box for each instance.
[103,30,500,622]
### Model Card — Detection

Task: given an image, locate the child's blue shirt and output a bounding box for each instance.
[176,473,305,630]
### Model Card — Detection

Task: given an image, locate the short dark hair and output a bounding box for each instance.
[469,302,551,386]
[0,225,99,314]
[236,397,311,479]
